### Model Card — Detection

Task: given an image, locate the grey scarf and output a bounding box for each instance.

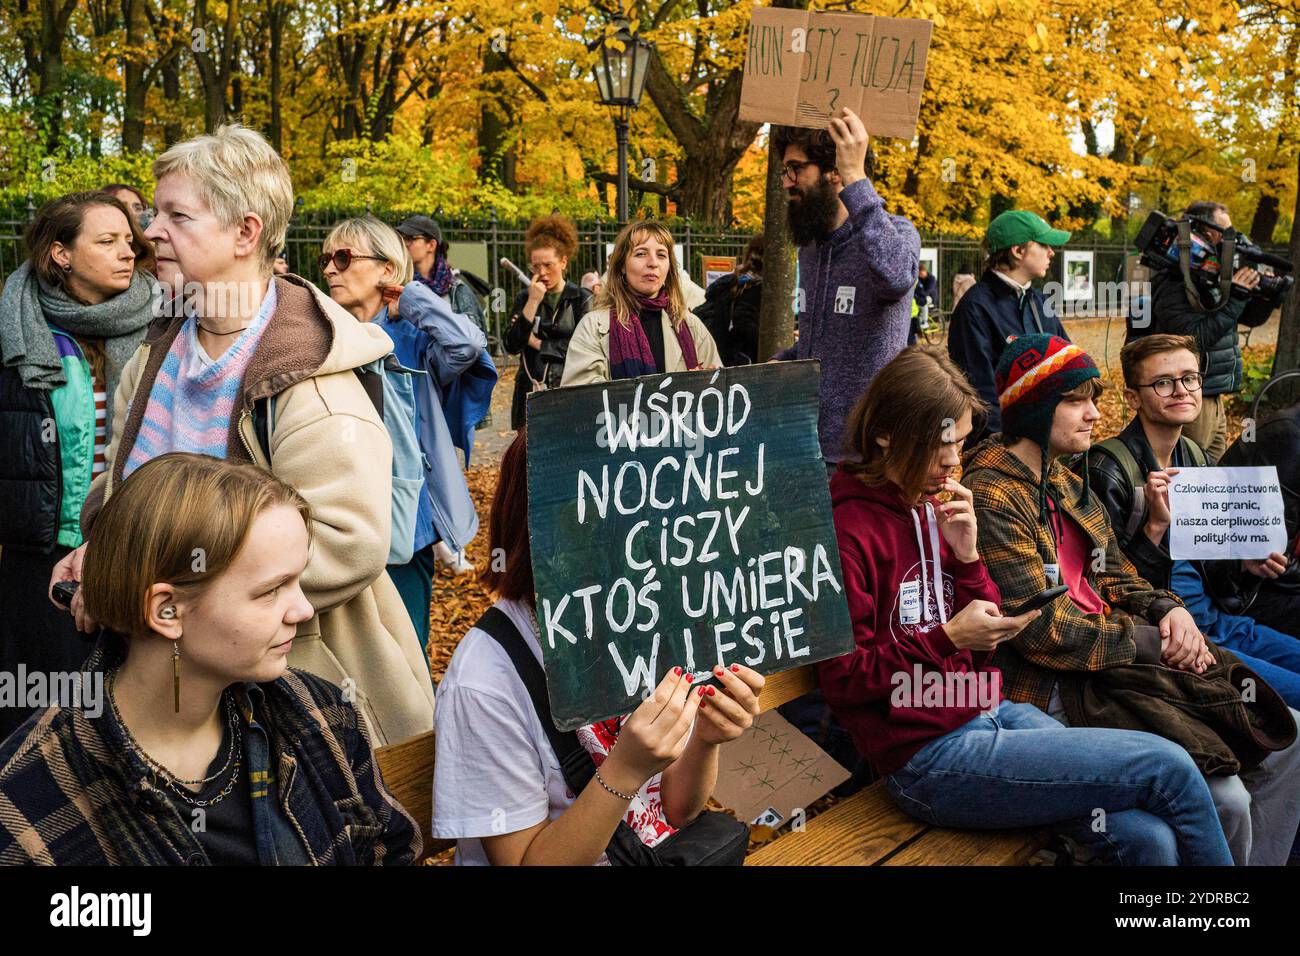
[0,261,157,422]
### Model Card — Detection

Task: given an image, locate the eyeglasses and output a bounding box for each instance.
[780,160,817,181]
[318,248,387,273]
[1137,373,1203,397]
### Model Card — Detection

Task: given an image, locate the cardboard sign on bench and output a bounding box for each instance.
[713,710,849,828]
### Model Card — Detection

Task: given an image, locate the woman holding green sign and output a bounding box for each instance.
[431,429,762,865]
[561,220,722,385]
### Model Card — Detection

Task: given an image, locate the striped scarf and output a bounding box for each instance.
[123,283,277,478]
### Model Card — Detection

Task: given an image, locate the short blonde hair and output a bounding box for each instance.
[323,216,413,286]
[597,220,686,332]
[83,453,312,638]
[152,124,294,271]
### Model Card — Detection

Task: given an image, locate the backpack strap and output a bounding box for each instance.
[1179,435,1208,468]
[1093,437,1145,545]
[354,363,385,420]
[473,606,596,795]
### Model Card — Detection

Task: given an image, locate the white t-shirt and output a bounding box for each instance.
[431,598,674,865]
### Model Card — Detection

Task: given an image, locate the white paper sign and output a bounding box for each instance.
[1168,466,1288,560]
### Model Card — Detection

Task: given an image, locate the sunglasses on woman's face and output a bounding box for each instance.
[318,248,387,273]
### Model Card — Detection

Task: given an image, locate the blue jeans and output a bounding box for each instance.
[886,701,1233,866]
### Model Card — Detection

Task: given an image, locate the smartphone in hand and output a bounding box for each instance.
[1002,584,1069,618]
[52,580,79,609]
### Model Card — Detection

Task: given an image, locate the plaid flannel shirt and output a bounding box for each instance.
[962,439,1181,711]
[0,644,420,866]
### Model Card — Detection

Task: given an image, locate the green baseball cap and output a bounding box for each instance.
[985,210,1071,251]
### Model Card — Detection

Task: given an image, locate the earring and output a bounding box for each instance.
[172,640,181,714]
[61,262,72,273]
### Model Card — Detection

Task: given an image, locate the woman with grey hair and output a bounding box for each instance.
[321,216,494,647]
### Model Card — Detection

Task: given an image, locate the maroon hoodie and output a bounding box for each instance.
[820,469,1005,776]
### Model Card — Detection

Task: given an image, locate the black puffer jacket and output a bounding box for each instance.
[0,365,61,552]
[1134,271,1275,397]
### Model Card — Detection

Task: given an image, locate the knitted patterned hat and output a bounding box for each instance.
[995,334,1101,518]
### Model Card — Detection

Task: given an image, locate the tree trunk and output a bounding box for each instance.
[31,0,82,154]
[756,0,808,359]
[641,43,759,225]
[478,44,518,190]
[267,0,284,151]
[757,133,796,361]
[160,55,183,147]
[1109,127,1132,240]
[121,0,149,151]
[1270,152,1300,387]
[1250,194,1280,246]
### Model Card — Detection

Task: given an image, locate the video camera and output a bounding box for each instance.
[1135,210,1293,307]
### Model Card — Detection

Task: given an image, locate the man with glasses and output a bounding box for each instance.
[1130,201,1276,461]
[770,108,920,473]
[1083,334,1300,711]
[947,210,1071,443]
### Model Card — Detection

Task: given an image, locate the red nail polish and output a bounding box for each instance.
[685,673,693,683]
[697,686,706,696]
[707,686,716,696]
[673,666,682,676]
[714,665,724,676]
[730,664,740,672]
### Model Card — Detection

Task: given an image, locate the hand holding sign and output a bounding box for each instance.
[1243,552,1288,579]
[828,107,870,186]
[602,667,703,795]
[1142,468,1179,544]
[691,664,765,746]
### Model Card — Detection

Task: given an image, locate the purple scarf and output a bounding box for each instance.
[415,254,455,296]
[608,292,699,380]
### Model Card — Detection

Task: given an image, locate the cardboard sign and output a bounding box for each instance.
[739,9,932,138]
[1169,466,1288,560]
[525,361,854,730]
[712,711,849,828]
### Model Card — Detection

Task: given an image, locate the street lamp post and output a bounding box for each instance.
[591,19,653,224]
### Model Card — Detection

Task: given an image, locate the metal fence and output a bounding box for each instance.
[2,198,1286,359]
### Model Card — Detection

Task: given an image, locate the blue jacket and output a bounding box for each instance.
[947,269,1069,438]
[378,282,494,553]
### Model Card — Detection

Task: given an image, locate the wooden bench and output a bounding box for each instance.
[744,665,1050,866]
[375,664,1051,865]
[375,729,450,862]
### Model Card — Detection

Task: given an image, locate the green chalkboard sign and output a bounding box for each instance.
[526,360,853,731]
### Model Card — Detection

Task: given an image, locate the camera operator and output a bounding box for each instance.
[1130,201,1278,461]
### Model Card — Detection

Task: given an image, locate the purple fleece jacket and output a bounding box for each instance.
[775,178,920,464]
